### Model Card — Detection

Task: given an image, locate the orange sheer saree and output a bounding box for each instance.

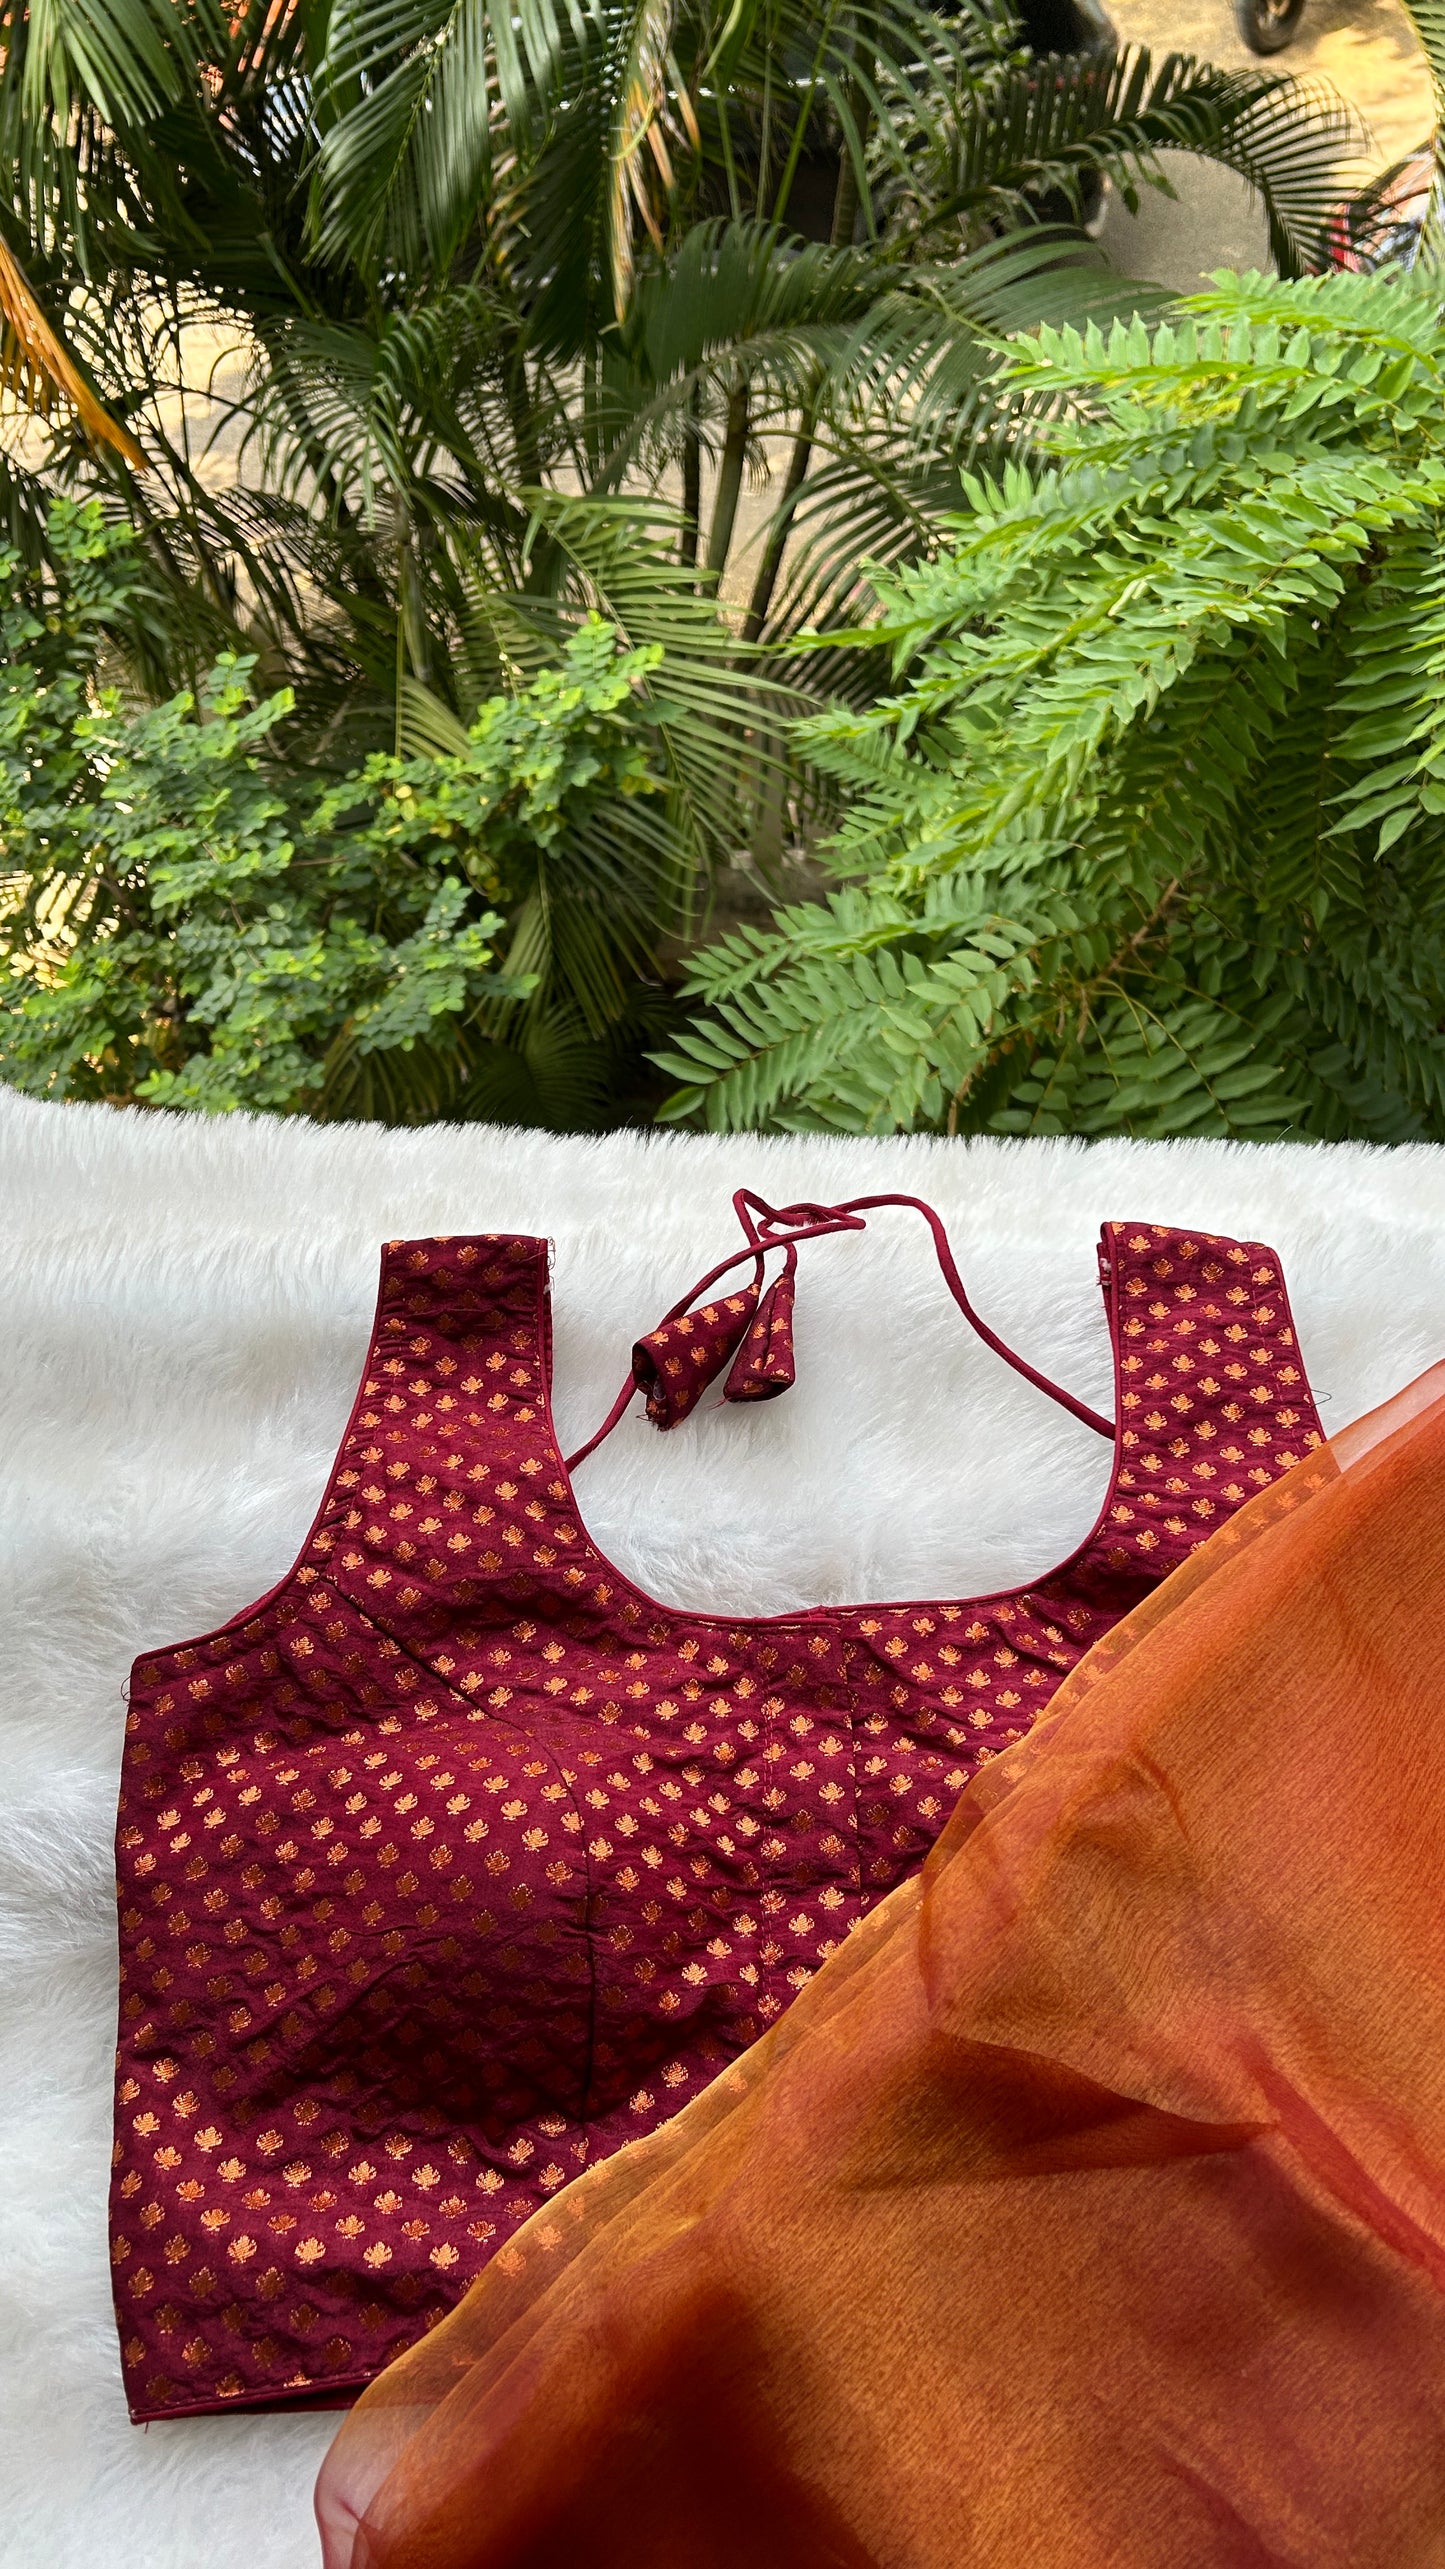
[317,1366,1445,2569]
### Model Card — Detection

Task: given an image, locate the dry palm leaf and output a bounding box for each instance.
[0,236,145,466]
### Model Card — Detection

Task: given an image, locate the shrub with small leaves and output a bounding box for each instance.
[658,268,1445,1140]
[0,504,666,1117]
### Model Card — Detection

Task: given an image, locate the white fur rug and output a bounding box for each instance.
[5,1086,1445,2569]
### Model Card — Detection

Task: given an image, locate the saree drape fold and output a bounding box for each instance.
[317,1366,1445,2569]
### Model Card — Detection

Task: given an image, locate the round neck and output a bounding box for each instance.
[536,1229,1127,1634]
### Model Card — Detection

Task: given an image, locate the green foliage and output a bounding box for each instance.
[658,270,1445,1142]
[0,0,1370,1129]
[0,503,677,1118]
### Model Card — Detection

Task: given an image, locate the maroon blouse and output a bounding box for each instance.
[110,1194,1322,2420]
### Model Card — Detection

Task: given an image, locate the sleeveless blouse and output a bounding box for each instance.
[109,1197,1322,2420]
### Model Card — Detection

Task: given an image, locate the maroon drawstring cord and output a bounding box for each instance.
[564,1190,1115,1472]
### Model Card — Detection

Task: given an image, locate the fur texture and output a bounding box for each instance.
[3,1085,1444,2567]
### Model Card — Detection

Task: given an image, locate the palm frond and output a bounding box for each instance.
[499,489,810,896]
[0,238,145,465]
[899,47,1362,276]
[16,0,185,127]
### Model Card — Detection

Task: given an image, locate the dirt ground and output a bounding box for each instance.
[1099,0,1433,287]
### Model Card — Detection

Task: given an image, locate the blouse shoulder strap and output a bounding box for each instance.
[1101,1219,1323,1581]
[373,1233,545,1363]
[125,1234,561,1759]
[309,1231,568,1634]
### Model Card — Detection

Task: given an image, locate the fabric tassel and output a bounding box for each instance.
[723,1263,796,1404]
[631,1282,760,1428]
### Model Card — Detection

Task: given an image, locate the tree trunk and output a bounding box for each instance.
[742,132,864,641]
[680,383,701,573]
[742,409,813,643]
[705,380,750,586]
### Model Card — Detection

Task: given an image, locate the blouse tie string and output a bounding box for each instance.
[563,1190,1113,1476]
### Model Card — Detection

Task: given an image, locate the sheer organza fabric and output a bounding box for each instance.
[317,1365,1445,2569]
